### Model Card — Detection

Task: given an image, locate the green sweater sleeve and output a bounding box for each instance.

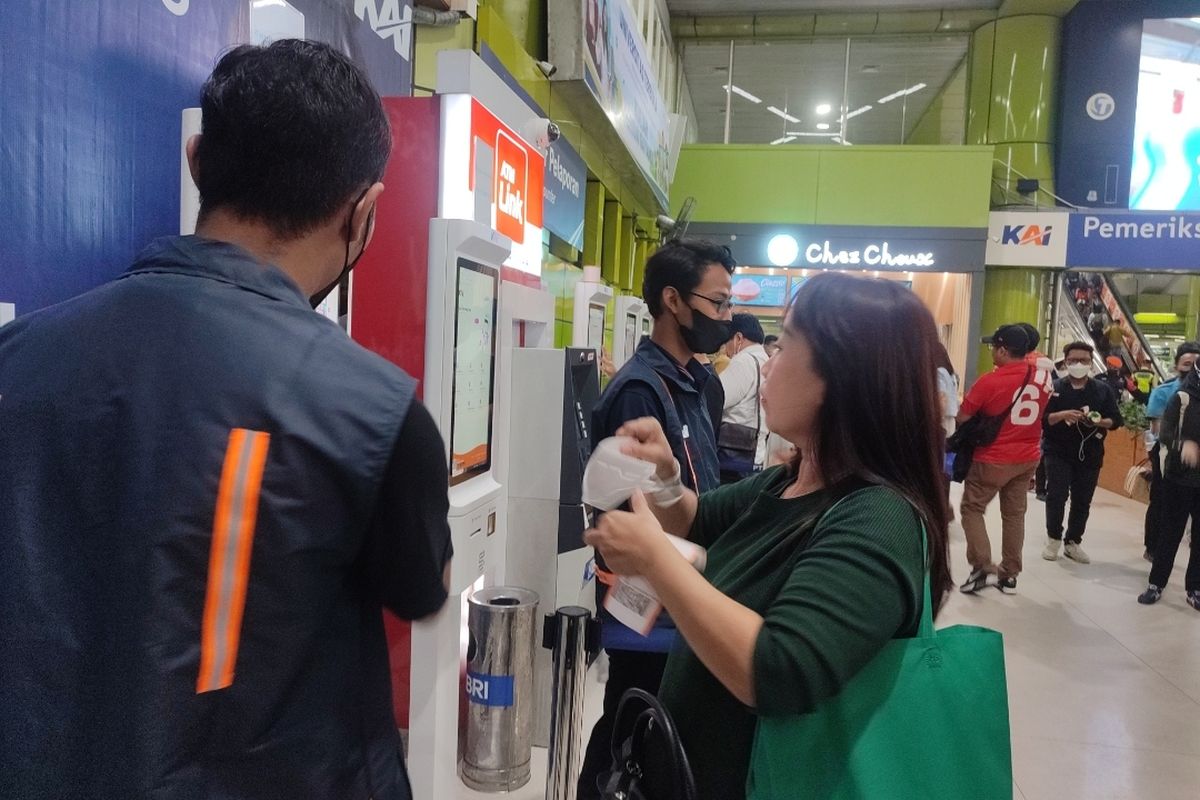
[751,486,925,716]
[688,466,788,548]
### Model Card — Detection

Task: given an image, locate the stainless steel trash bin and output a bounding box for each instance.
[460,586,539,792]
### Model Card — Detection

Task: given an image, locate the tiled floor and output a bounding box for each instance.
[456,485,1200,799]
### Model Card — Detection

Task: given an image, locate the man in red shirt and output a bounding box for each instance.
[958,324,1054,594]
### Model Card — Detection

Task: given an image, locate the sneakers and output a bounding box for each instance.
[996,576,1018,595]
[1188,591,1200,612]
[1035,492,1047,502]
[1042,538,1062,561]
[959,568,992,594]
[1137,585,1163,605]
[1063,542,1091,564]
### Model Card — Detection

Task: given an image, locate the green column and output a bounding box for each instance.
[977,267,1052,376]
[1188,276,1200,341]
[967,15,1060,206]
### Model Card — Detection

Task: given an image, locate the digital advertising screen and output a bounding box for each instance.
[587,303,606,350]
[730,273,788,307]
[1130,18,1200,210]
[450,258,499,486]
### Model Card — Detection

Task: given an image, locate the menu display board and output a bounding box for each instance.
[731,274,788,307]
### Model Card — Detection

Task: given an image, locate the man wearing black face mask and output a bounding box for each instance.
[577,238,734,799]
[0,41,450,800]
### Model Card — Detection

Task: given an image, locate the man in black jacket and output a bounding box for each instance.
[1041,341,1124,565]
[1139,367,1200,609]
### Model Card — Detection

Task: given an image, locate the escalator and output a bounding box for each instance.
[1057,271,1170,386]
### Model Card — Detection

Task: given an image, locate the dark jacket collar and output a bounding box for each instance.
[633,336,710,394]
[123,235,310,309]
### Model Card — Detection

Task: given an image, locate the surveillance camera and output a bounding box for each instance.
[656,213,676,231]
[521,117,560,153]
[536,60,557,78]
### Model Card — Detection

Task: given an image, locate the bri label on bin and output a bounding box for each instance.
[466,670,515,707]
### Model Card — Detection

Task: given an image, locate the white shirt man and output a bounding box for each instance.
[719,313,770,468]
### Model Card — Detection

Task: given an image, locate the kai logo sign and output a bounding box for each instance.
[354,0,413,61]
[1001,224,1054,246]
[493,130,527,244]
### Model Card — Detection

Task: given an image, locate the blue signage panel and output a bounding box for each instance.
[466,670,515,707]
[544,138,587,250]
[1067,212,1200,269]
[731,274,788,307]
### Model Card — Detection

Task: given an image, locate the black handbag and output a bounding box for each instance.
[600,689,697,800]
[717,355,763,482]
[945,367,1032,482]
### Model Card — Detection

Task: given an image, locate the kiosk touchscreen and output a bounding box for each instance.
[587,302,606,351]
[450,259,499,486]
[612,296,647,369]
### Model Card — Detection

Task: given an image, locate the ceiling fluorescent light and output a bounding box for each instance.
[767,106,800,124]
[770,135,797,145]
[844,104,873,119]
[815,103,832,115]
[785,132,839,137]
[723,84,762,104]
[816,122,830,130]
[877,89,905,104]
[905,83,927,95]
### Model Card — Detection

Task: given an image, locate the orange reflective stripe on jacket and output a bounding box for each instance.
[197,428,270,693]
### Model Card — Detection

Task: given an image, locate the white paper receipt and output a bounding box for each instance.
[604,533,707,636]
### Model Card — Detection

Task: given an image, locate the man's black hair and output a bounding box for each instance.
[642,239,736,318]
[195,39,391,238]
[763,334,779,347]
[730,312,765,344]
[1062,340,1094,357]
[1176,341,1200,364]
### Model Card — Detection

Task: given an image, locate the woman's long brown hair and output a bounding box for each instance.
[786,273,953,614]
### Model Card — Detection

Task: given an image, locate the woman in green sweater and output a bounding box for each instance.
[585,272,953,799]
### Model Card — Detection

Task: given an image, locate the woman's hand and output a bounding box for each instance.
[615,417,677,480]
[584,490,676,577]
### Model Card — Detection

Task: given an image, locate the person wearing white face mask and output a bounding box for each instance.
[1041,341,1124,563]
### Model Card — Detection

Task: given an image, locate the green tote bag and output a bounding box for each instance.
[748,559,1012,799]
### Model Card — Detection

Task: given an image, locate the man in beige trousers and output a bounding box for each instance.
[958,324,1054,595]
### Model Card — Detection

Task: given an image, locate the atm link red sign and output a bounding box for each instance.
[468,100,543,245]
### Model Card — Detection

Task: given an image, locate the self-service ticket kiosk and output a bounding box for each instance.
[612,296,648,370]
[573,265,614,351]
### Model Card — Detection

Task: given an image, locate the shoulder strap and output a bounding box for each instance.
[651,372,700,491]
[1000,366,1033,419]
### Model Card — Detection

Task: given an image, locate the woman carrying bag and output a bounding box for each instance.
[585,273,1011,799]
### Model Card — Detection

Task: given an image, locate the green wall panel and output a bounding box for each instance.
[670,146,821,224]
[987,16,1060,145]
[966,22,995,146]
[672,145,993,228]
[815,148,992,227]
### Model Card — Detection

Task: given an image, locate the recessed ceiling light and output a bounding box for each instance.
[816,122,830,130]
[723,84,762,104]
[767,106,800,124]
[815,103,832,115]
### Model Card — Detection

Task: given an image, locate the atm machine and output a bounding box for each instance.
[611,296,648,370]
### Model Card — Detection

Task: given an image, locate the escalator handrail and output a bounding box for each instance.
[1101,274,1168,381]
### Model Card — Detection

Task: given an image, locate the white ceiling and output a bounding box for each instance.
[683,35,969,144]
[667,0,999,13]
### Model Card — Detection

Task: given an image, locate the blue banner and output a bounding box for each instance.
[466,670,515,707]
[544,138,587,250]
[1067,212,1200,269]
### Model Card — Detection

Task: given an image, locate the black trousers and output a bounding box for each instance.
[1044,452,1101,543]
[1035,457,1047,496]
[576,649,670,800]
[1149,480,1200,592]
[1145,446,1164,552]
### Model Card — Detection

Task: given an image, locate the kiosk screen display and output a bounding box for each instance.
[641,316,651,338]
[623,312,638,358]
[587,303,606,350]
[450,257,499,486]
